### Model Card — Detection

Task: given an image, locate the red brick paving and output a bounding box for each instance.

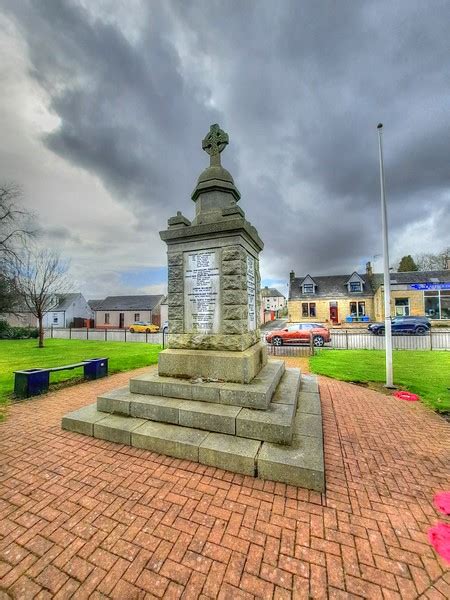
[1,366,449,599]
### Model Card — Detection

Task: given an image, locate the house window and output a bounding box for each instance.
[425,290,450,319]
[349,301,365,316]
[395,298,410,316]
[302,302,316,317]
[134,313,140,322]
[303,284,314,294]
[350,281,362,292]
[105,313,110,324]
[53,313,58,324]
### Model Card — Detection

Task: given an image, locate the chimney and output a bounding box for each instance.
[289,270,295,283]
[366,262,373,278]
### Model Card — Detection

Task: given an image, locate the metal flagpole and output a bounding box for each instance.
[377,123,394,388]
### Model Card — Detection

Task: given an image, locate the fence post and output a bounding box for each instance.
[69,327,72,340]
[146,331,148,344]
[162,329,165,349]
[345,329,349,350]
[124,328,127,342]
[86,327,89,341]
[51,325,53,339]
[105,328,107,341]
[430,331,433,351]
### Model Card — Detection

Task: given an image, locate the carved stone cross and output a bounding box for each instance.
[202,124,229,167]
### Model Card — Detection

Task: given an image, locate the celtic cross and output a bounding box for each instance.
[202,124,229,167]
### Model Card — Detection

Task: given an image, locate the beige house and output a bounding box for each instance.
[93,295,164,329]
[288,263,450,325]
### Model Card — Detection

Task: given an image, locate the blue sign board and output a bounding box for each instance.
[409,283,450,290]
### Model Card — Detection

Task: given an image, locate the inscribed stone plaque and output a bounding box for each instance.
[184,249,220,334]
[247,254,256,331]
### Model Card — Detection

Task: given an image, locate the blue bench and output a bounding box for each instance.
[14,358,108,399]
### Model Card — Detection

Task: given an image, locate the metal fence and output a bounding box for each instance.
[329,329,450,351]
[48,327,450,352]
[46,327,164,345]
[265,343,314,357]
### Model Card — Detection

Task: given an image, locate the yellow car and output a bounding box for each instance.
[129,322,159,333]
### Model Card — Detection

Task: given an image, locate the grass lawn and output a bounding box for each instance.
[0,338,161,419]
[310,350,450,413]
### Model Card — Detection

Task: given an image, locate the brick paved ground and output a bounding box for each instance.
[1,364,449,599]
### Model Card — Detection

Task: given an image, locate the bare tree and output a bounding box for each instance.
[0,183,34,260]
[12,245,72,347]
[0,183,35,316]
[414,247,450,271]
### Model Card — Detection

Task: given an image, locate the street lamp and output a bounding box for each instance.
[377,124,395,388]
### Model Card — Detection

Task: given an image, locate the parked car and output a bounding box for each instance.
[129,322,159,333]
[368,316,431,336]
[265,323,330,347]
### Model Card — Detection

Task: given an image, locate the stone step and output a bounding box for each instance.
[61,376,324,491]
[97,368,301,444]
[129,360,285,410]
[258,376,324,491]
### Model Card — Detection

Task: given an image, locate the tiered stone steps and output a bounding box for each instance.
[62,368,325,491]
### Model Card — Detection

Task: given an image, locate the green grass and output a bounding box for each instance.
[310,350,450,412]
[0,339,161,418]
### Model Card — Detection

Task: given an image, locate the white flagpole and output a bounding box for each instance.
[377,123,394,388]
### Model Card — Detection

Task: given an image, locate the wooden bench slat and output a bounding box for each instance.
[47,362,87,372]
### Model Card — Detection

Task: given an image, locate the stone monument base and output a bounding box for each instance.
[158,341,267,383]
[61,363,325,491]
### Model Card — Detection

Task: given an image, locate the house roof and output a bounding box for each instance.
[372,270,450,289]
[261,287,285,299]
[290,269,450,300]
[54,293,81,311]
[97,295,164,311]
[88,299,104,310]
[289,274,373,300]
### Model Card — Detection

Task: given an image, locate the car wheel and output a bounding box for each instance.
[130,328,135,333]
[146,328,151,333]
[415,326,427,335]
[272,336,283,346]
[376,328,385,336]
[313,335,324,347]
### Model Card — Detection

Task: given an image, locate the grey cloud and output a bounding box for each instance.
[2,0,450,289]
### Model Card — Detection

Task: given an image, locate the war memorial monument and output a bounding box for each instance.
[62,125,324,491]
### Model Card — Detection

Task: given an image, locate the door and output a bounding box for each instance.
[119,313,125,328]
[329,303,339,324]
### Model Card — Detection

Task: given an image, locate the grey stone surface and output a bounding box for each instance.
[158,342,267,383]
[130,360,282,410]
[297,391,322,415]
[257,436,325,492]
[219,360,284,409]
[61,403,106,436]
[199,433,261,476]
[179,401,241,435]
[94,415,146,445]
[131,421,208,461]
[130,395,182,424]
[301,374,319,394]
[271,368,301,407]
[129,372,162,396]
[97,387,131,415]
[236,403,295,444]
[293,413,323,440]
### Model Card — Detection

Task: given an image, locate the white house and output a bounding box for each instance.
[261,287,287,313]
[43,293,92,328]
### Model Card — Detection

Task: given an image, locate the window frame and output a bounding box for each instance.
[104,313,110,325]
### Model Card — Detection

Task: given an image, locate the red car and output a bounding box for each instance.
[265,323,330,347]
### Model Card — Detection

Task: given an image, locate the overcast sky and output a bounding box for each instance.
[1,0,449,299]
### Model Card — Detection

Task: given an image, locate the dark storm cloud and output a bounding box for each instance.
[4,0,450,280]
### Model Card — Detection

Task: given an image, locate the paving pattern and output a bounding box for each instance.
[1,364,449,599]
